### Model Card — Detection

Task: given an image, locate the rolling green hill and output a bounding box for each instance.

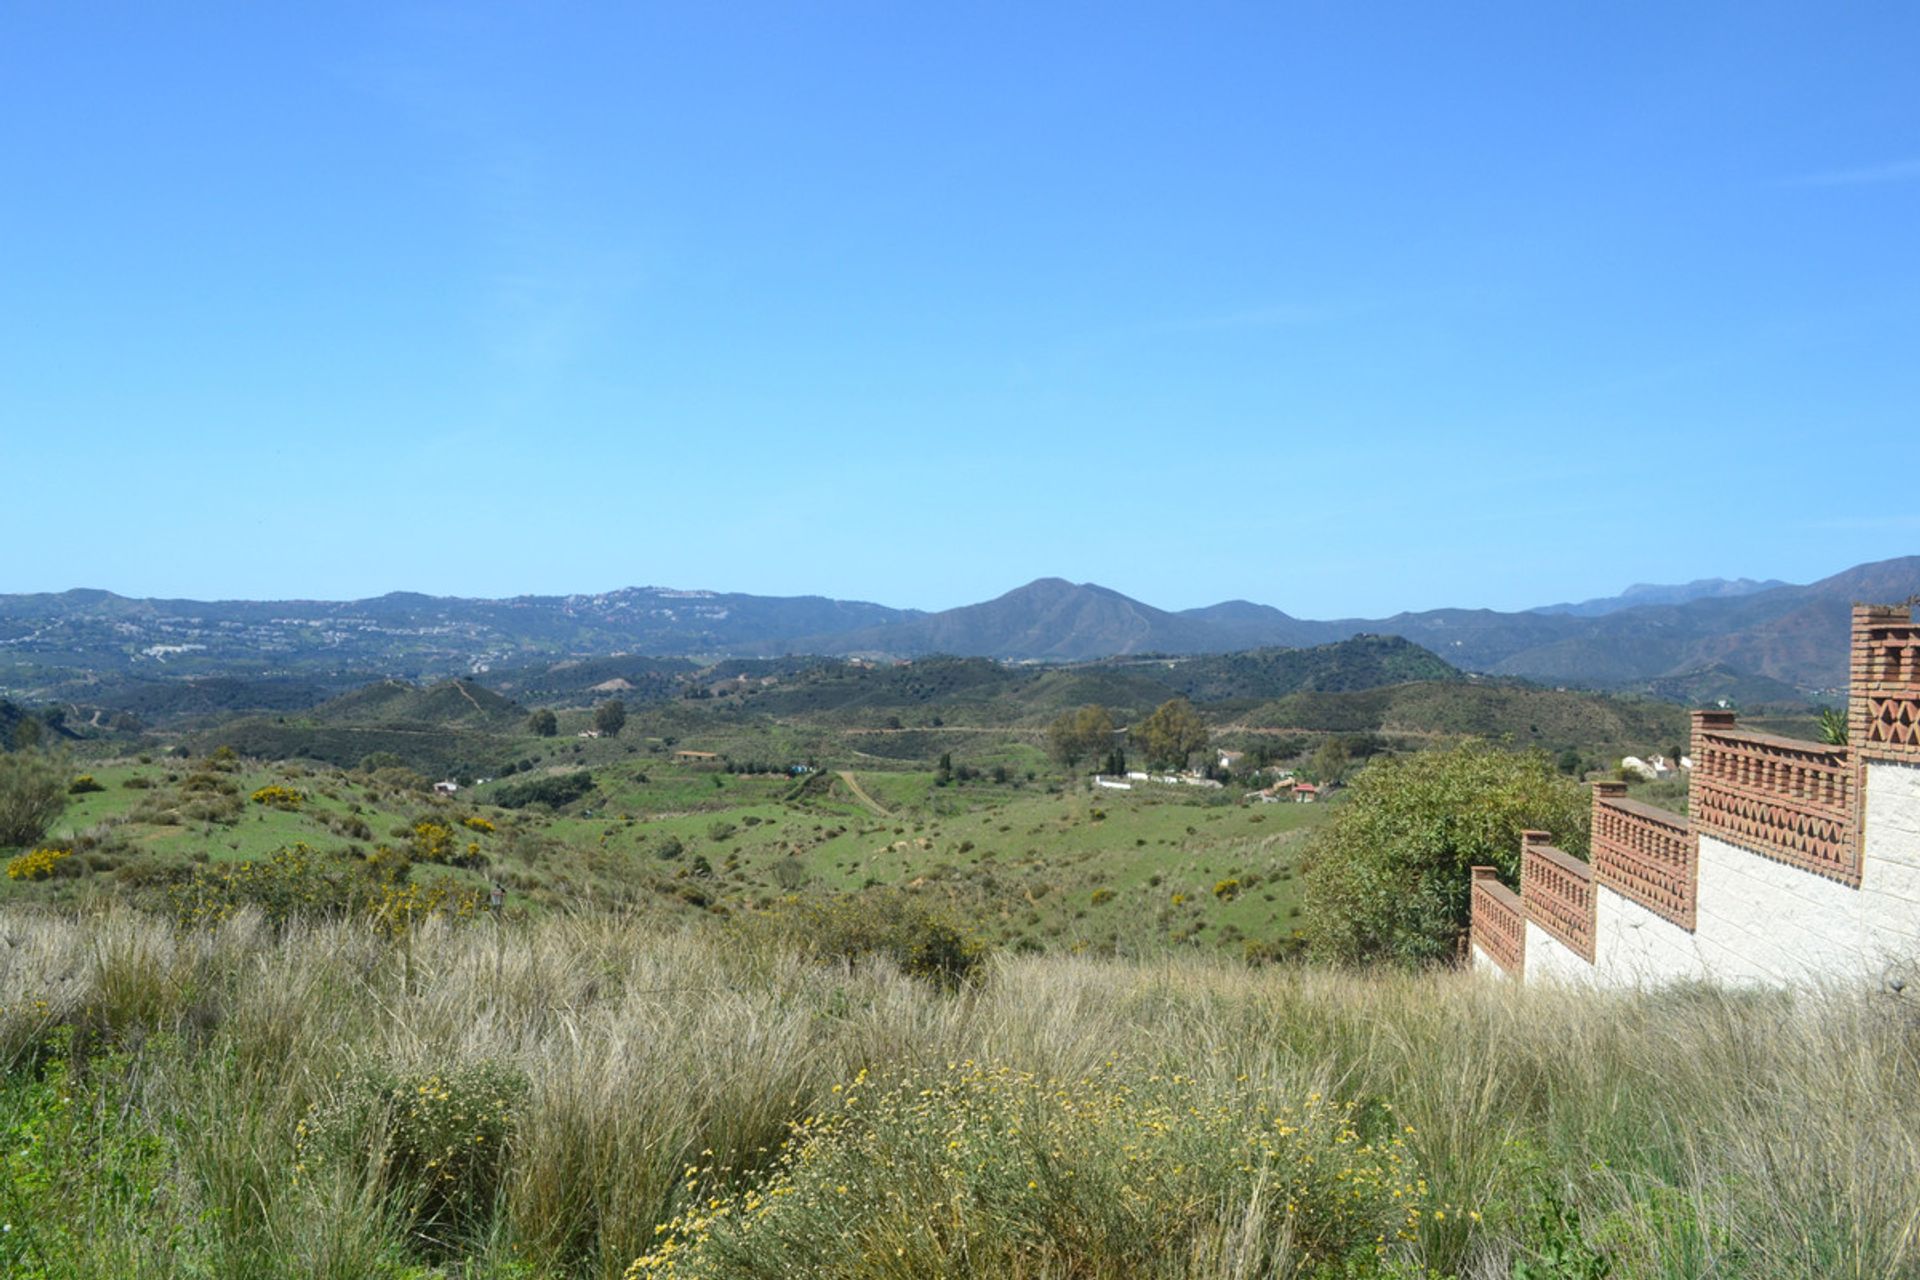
[1235,680,1688,756]
[308,678,523,728]
[190,678,532,777]
[705,636,1460,726]
[484,655,698,706]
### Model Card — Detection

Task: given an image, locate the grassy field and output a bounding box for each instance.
[10,753,1330,957]
[0,908,1912,1279]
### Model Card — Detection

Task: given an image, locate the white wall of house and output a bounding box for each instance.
[1591,886,1706,985]
[1469,944,1506,976]
[1688,833,1869,984]
[1521,921,1598,985]
[1567,759,1920,988]
[1859,760,1920,970]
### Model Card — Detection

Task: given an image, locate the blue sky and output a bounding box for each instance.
[3,3,1915,616]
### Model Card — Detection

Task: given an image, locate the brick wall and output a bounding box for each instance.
[1688,710,1857,885]
[1467,603,1920,989]
[1520,830,1596,963]
[1469,866,1525,975]
[1590,780,1697,929]
[1851,604,1920,766]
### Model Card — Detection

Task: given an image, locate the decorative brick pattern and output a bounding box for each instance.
[1520,831,1595,963]
[1689,710,1858,885]
[1590,781,1697,930]
[1469,866,1525,975]
[1851,605,1920,765]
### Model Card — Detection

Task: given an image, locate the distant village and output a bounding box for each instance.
[1095,749,1324,802]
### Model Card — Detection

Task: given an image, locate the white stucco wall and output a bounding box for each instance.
[1591,886,1706,985]
[1568,759,1920,989]
[1469,943,1513,977]
[1521,920,1598,985]
[1685,832,1868,984]
[1859,760,1920,974]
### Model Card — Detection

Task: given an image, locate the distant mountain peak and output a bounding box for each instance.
[1531,576,1790,618]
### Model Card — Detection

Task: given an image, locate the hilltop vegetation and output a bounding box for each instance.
[1236,680,1687,756]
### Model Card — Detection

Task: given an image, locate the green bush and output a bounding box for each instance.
[749,890,985,989]
[491,770,594,810]
[166,844,368,928]
[1302,740,1589,967]
[0,750,68,847]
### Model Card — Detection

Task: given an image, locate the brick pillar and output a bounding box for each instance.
[1591,780,1626,850]
[1688,710,1735,826]
[1851,603,1917,756]
[1691,709,1737,740]
[1518,829,1551,899]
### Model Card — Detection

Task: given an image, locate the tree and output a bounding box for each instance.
[9,717,42,751]
[1301,741,1590,967]
[527,709,559,738]
[593,700,627,738]
[1048,705,1115,772]
[0,750,67,847]
[1308,738,1350,785]
[1132,699,1208,772]
[934,752,953,787]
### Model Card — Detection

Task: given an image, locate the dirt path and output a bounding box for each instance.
[836,770,893,817]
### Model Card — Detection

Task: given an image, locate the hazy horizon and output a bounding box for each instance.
[8,555,1899,622]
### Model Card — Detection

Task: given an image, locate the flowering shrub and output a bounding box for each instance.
[250,784,303,811]
[412,820,456,862]
[67,774,106,795]
[297,1060,526,1247]
[629,1060,1449,1278]
[461,816,495,834]
[1214,878,1242,901]
[166,843,482,934]
[168,845,346,928]
[411,820,484,869]
[368,877,485,941]
[6,846,72,881]
[1090,887,1115,905]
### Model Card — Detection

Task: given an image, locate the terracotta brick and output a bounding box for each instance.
[1591,783,1697,930]
[1469,865,1525,975]
[1521,837,1596,962]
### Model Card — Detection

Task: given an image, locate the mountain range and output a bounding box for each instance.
[1528,577,1790,617]
[3,555,1915,703]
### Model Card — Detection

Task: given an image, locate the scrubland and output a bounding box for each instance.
[1,906,1914,1279]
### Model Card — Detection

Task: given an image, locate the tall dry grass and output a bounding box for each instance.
[0,906,1914,1278]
